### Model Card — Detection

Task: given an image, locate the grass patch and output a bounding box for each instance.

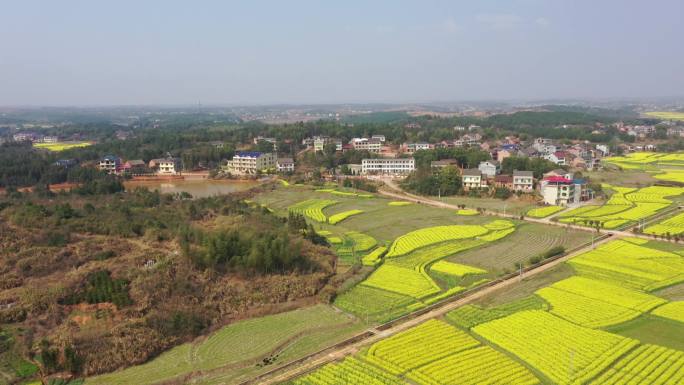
[605,314,684,351]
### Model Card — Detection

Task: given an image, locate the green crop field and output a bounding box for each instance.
[88,305,362,385]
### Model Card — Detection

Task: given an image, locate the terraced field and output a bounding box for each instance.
[568,239,684,291]
[526,205,564,218]
[328,209,364,224]
[473,310,640,385]
[603,152,684,184]
[292,237,684,385]
[298,320,540,385]
[589,344,684,385]
[89,305,362,385]
[652,301,684,323]
[336,221,515,321]
[557,185,682,229]
[449,223,592,272]
[288,199,338,222]
[645,211,684,236]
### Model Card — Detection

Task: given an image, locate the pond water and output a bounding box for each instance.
[124,179,258,198]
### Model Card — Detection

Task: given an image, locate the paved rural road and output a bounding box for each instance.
[252,227,616,385]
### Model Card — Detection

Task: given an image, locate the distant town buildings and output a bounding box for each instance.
[13,132,41,142]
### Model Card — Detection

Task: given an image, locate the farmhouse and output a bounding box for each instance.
[540,176,576,206]
[403,142,432,153]
[462,169,486,190]
[512,170,534,191]
[99,155,121,175]
[361,158,415,175]
[493,175,513,189]
[149,157,182,175]
[478,160,500,177]
[122,159,146,174]
[276,158,295,173]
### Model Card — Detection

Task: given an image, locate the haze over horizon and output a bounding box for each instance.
[2,0,683,106]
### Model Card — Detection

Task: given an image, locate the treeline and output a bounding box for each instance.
[0,141,124,191]
[411,147,491,170]
[501,156,561,178]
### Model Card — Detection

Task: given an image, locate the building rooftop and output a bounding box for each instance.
[235,151,265,158]
[462,168,482,176]
[277,158,294,163]
[513,170,534,177]
[545,176,573,184]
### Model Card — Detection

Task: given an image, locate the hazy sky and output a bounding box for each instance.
[1,0,683,106]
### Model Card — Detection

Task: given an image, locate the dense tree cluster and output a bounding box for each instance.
[402,166,462,196]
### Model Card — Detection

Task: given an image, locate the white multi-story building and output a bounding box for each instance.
[41,136,59,143]
[156,158,181,174]
[540,176,576,206]
[371,134,386,142]
[225,151,276,175]
[13,132,40,142]
[361,158,415,175]
[351,138,382,153]
[462,169,486,189]
[404,142,432,153]
[512,170,534,191]
[478,160,500,177]
[99,155,121,174]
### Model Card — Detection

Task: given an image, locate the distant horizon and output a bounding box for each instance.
[1,95,683,110]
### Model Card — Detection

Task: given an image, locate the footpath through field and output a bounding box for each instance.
[245,233,616,385]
